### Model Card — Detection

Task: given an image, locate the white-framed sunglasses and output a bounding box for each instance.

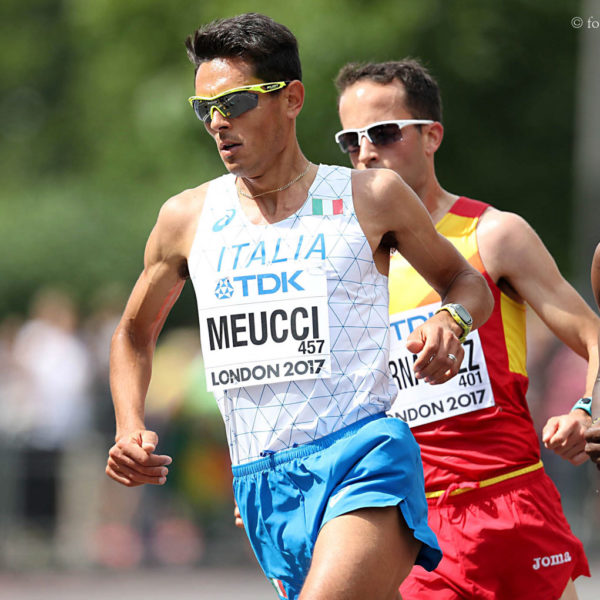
[334,119,434,153]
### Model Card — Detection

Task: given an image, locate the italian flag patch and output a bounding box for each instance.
[312,197,343,216]
[270,578,288,598]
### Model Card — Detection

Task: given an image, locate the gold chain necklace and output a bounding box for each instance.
[236,162,311,199]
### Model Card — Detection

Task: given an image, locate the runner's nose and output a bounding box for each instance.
[355,136,379,169]
[208,107,231,131]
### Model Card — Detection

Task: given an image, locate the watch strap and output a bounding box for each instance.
[571,396,592,418]
[435,304,472,343]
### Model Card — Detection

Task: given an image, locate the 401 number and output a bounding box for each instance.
[458,371,483,387]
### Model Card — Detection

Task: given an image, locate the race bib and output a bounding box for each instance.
[198,261,331,390]
[387,303,495,427]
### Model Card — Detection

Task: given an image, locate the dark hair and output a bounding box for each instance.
[335,59,442,122]
[185,13,302,82]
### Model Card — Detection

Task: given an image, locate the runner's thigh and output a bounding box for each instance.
[299,506,421,600]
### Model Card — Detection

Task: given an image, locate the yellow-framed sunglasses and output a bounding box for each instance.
[188,81,289,122]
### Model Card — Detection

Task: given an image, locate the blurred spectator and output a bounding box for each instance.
[8,288,93,566]
[13,288,92,450]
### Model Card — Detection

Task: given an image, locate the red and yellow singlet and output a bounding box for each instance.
[388,197,540,492]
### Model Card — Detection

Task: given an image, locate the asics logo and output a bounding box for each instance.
[213,209,236,232]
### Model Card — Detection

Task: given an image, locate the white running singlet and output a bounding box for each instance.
[188,164,395,464]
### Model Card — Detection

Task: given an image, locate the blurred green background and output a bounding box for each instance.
[2,0,600,592]
[0,0,586,322]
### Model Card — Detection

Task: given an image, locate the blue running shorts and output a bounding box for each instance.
[232,413,442,600]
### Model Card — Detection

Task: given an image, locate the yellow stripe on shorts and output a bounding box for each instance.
[425,461,543,499]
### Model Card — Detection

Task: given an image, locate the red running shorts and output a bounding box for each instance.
[400,468,589,600]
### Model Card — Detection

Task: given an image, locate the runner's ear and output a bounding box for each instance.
[423,121,443,157]
[284,80,304,119]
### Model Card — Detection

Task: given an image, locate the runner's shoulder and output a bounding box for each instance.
[352,166,404,190]
[150,182,211,257]
[477,206,547,279]
[156,182,210,235]
[477,206,536,245]
[351,167,411,208]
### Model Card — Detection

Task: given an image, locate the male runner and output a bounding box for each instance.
[335,59,599,600]
[105,15,492,600]
[585,242,600,465]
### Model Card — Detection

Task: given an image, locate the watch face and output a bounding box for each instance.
[454,304,473,326]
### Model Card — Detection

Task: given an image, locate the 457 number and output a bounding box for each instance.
[298,339,325,354]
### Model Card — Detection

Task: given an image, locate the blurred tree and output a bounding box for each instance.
[0,0,581,323]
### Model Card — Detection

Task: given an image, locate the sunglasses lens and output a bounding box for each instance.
[368,123,402,146]
[192,92,260,122]
[220,92,259,118]
[336,122,405,153]
[337,132,360,153]
[191,99,211,122]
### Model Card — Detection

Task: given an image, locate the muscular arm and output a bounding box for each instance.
[585,243,600,466]
[591,243,600,310]
[106,189,203,486]
[478,210,600,464]
[353,169,493,384]
[590,244,600,423]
